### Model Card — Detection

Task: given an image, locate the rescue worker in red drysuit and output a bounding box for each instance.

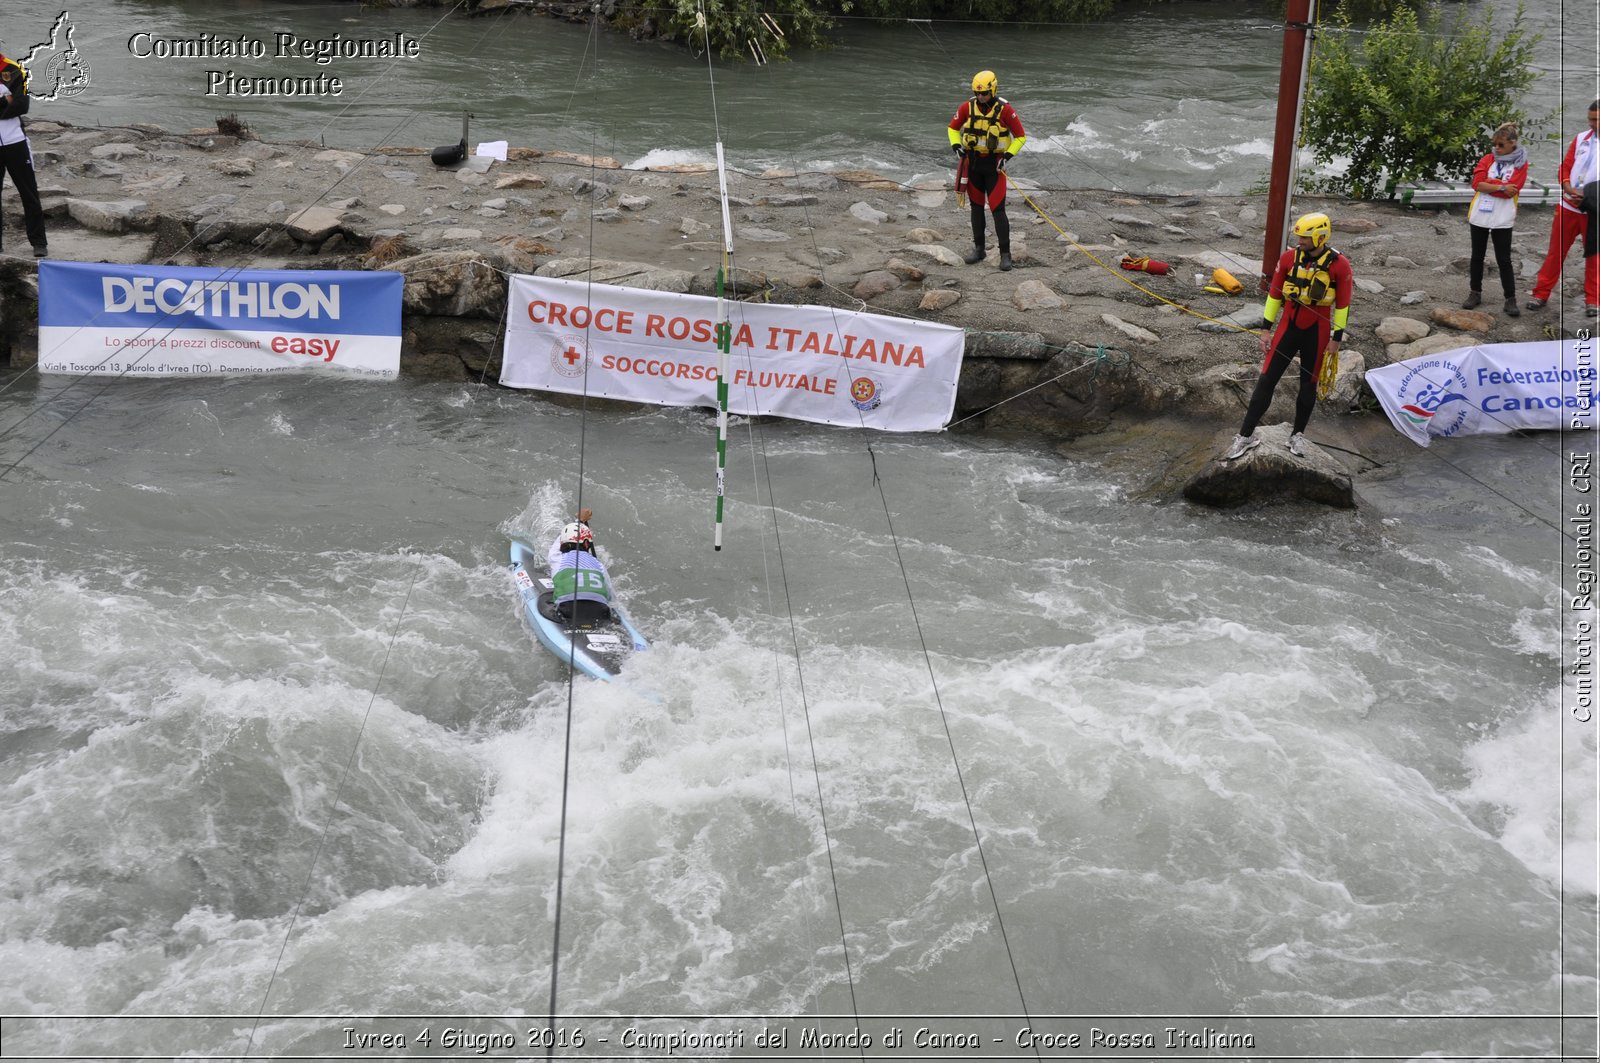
[1224,211,1353,461]
[947,69,1026,271]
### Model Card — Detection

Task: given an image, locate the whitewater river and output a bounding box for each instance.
[1,0,1597,1058]
[0,372,1593,1059]
[5,0,1597,195]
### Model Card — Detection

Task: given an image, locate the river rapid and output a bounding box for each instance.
[1,0,1597,1059]
[0,370,1593,1058]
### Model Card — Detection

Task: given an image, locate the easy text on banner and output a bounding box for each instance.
[500,274,964,432]
[1365,339,1596,447]
[38,261,403,379]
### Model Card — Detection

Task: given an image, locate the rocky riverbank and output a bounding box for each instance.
[0,118,1591,504]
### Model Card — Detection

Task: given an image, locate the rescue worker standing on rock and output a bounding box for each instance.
[1224,211,1353,461]
[948,70,1026,271]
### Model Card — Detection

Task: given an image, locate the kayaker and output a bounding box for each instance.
[547,507,614,622]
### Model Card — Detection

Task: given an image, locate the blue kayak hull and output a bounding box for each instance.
[509,539,649,680]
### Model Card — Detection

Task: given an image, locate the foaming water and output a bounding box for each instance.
[0,375,1592,1057]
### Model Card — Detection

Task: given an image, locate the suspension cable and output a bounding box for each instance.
[238,558,424,1061]
[543,7,607,1054]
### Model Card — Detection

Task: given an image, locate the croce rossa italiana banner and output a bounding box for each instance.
[500,274,964,432]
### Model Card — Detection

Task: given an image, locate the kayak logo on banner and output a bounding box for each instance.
[1391,360,1472,439]
[549,334,588,378]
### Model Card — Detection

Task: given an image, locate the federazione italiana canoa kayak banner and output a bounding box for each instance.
[37,261,402,379]
[1365,339,1596,447]
[500,274,963,432]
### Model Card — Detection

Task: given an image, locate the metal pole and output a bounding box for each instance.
[1260,0,1316,289]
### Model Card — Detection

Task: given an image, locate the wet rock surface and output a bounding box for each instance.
[2,118,1591,505]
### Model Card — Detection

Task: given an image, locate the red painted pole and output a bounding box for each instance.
[1261,0,1315,290]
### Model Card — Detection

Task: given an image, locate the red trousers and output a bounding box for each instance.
[1531,207,1598,304]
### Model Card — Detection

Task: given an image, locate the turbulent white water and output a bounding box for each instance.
[2,0,1596,1053]
[0,374,1592,1058]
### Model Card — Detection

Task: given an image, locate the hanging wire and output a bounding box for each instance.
[238,558,425,1061]
[720,46,1047,1056]
[694,0,867,1037]
[543,6,610,1053]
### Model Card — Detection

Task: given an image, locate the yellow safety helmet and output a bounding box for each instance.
[1292,212,1332,250]
[972,70,997,94]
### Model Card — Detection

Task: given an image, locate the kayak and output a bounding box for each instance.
[508,538,649,681]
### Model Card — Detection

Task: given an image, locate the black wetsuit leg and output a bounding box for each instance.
[1240,321,1319,436]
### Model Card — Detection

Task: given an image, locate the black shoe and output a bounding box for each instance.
[1504,297,1520,318]
[1526,297,1547,310]
[31,244,46,259]
[962,246,985,265]
[1588,306,1599,318]
[1462,290,1481,309]
[998,251,1013,271]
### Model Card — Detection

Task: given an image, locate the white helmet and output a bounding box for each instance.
[560,522,594,549]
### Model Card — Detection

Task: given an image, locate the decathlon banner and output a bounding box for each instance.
[1365,339,1597,447]
[500,274,963,432]
[37,261,402,379]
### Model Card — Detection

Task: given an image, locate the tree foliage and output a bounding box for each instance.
[615,0,835,62]
[834,0,1114,20]
[1321,0,1435,21]
[611,0,1117,60]
[1301,2,1541,198]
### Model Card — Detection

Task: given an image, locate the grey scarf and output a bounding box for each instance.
[1493,144,1528,170]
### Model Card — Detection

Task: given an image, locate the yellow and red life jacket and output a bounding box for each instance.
[958,96,1015,156]
[1281,246,1341,308]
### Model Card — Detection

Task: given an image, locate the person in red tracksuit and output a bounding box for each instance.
[947,70,1026,272]
[1225,211,1354,461]
[1527,99,1598,316]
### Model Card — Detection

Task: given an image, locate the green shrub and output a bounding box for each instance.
[1301,2,1541,199]
[639,0,835,61]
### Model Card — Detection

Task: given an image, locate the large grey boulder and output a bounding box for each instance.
[389,247,537,318]
[1374,316,1429,345]
[1183,422,1355,508]
[535,258,694,293]
[1324,349,1367,408]
[1387,331,1472,361]
[967,331,1051,360]
[66,198,151,233]
[852,270,901,300]
[849,201,889,224]
[1429,306,1495,333]
[1100,314,1159,344]
[1011,280,1063,311]
[911,245,965,268]
[284,206,343,242]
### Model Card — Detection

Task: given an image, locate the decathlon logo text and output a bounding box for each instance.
[102,277,342,320]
